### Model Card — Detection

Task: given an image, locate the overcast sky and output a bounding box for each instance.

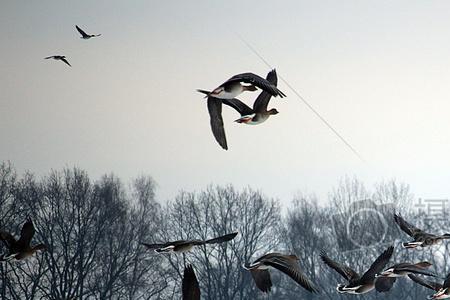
[1,0,450,205]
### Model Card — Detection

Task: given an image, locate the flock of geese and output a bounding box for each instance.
[44,25,101,67]
[1,214,450,299]
[44,24,282,151]
[3,24,450,299]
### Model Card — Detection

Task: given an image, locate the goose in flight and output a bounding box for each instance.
[197,71,286,100]
[141,232,238,253]
[0,218,47,261]
[221,69,279,125]
[394,213,450,249]
[76,25,101,39]
[198,69,280,150]
[375,261,435,292]
[243,252,318,294]
[320,246,394,295]
[44,55,71,67]
[182,265,200,300]
[409,273,450,299]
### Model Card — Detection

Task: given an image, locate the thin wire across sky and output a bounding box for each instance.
[235,32,366,163]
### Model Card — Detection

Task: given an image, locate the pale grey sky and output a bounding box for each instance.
[1,0,450,204]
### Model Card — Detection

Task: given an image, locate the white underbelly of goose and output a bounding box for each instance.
[236,114,269,125]
[213,84,244,99]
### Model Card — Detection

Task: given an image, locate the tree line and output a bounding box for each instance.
[0,161,448,299]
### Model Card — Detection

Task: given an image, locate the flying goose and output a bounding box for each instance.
[182,265,200,300]
[220,69,279,125]
[320,246,394,294]
[378,261,435,278]
[243,252,318,294]
[44,55,71,67]
[375,261,435,292]
[141,232,238,253]
[76,25,101,39]
[198,69,279,150]
[394,213,450,249]
[408,273,450,299]
[197,72,286,100]
[0,218,47,261]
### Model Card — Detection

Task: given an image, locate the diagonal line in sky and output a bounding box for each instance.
[234,32,366,163]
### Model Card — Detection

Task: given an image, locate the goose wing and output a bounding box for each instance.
[253,69,278,112]
[223,72,286,98]
[182,265,200,300]
[395,264,435,277]
[17,219,35,248]
[443,273,450,289]
[76,25,89,38]
[263,254,318,293]
[360,246,394,285]
[221,98,254,116]
[59,57,71,67]
[207,97,227,150]
[250,269,272,293]
[320,250,359,281]
[394,213,423,237]
[408,274,442,291]
[203,232,238,244]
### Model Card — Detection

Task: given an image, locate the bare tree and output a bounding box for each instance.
[0,161,18,300]
[156,185,281,300]
[1,163,448,300]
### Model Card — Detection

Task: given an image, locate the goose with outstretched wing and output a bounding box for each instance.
[394,213,450,249]
[0,218,47,261]
[243,252,318,294]
[76,25,101,39]
[44,55,71,67]
[320,246,394,294]
[198,69,281,150]
[409,273,450,299]
[220,69,280,125]
[375,261,435,292]
[197,71,285,100]
[142,232,238,253]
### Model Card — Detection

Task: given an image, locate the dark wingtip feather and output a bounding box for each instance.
[393,213,405,228]
[196,89,210,95]
[380,245,394,262]
[393,212,403,223]
[183,264,200,300]
[266,69,278,85]
[225,231,238,240]
[319,249,328,261]
[140,242,150,248]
